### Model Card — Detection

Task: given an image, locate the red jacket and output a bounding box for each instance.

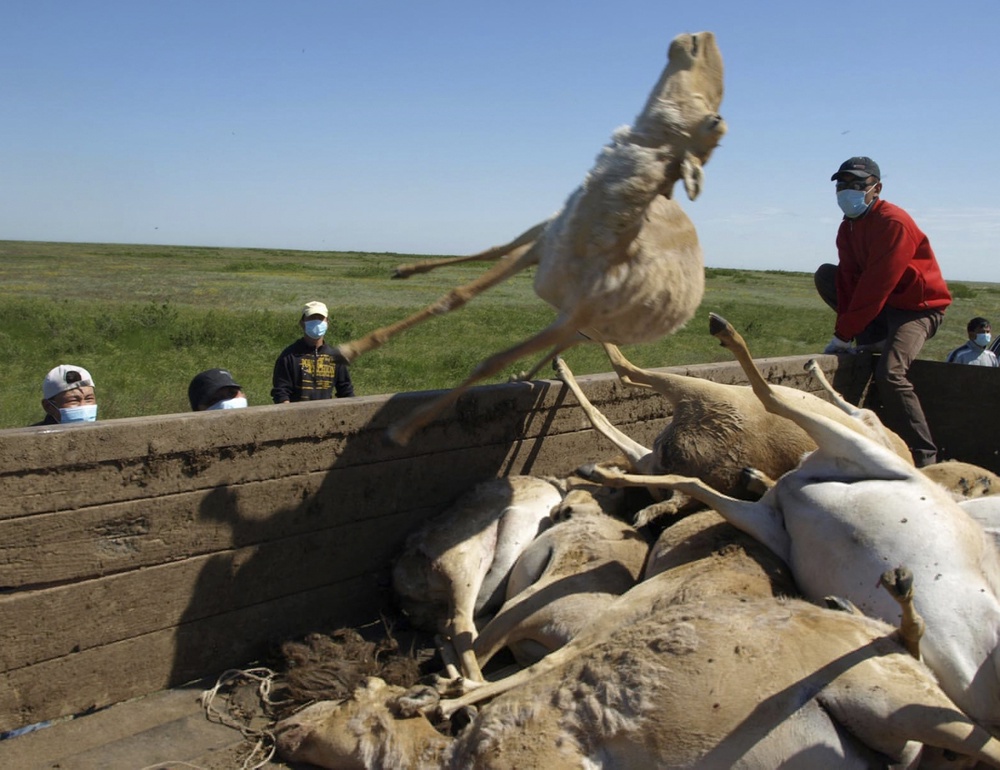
[834,198,951,341]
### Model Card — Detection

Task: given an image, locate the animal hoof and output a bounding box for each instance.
[384,422,413,447]
[880,567,914,600]
[450,705,478,733]
[382,429,402,448]
[708,312,729,335]
[739,467,773,497]
[394,685,440,717]
[330,345,354,365]
[823,595,861,615]
[633,501,679,528]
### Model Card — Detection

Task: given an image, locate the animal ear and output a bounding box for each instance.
[276,723,306,753]
[681,152,705,200]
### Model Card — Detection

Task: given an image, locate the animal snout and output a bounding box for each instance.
[700,113,727,143]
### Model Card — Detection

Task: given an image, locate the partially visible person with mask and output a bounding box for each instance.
[271,300,354,403]
[188,368,248,411]
[34,364,98,426]
[946,317,999,367]
[814,156,952,467]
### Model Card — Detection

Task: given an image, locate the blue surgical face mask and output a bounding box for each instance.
[58,404,98,423]
[975,332,992,348]
[304,319,328,339]
[206,397,248,411]
[836,188,873,218]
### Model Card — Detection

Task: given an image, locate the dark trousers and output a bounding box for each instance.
[814,263,943,467]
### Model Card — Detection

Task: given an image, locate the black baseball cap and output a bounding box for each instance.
[188,369,241,410]
[831,156,880,181]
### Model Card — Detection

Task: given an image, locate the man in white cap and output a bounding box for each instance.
[35,364,98,426]
[271,300,354,403]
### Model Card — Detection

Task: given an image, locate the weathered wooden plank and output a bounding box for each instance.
[35,711,245,770]
[0,379,669,517]
[0,503,440,671]
[2,426,647,670]
[0,425,656,589]
[1,358,839,520]
[0,463,459,589]
[0,573,386,733]
[0,681,242,770]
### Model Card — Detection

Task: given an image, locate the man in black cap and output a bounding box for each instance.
[814,156,952,467]
[188,369,247,411]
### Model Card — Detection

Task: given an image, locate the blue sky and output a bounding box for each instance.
[3,1,998,281]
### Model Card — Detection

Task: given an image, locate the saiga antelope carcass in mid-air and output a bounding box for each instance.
[333,31,726,445]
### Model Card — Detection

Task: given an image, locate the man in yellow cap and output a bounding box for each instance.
[271,300,354,403]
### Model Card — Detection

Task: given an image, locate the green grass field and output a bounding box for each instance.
[2,239,998,429]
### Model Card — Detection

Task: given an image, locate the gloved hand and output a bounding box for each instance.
[823,335,855,355]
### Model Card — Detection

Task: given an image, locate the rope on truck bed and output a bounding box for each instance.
[197,666,288,770]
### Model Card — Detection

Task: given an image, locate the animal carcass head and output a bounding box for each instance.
[274,697,360,768]
[273,677,451,769]
[634,31,726,201]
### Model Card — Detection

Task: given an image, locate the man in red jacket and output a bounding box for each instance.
[814,156,951,467]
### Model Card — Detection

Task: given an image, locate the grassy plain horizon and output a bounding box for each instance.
[2,239,998,430]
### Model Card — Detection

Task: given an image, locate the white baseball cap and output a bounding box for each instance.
[301,301,328,318]
[43,365,95,400]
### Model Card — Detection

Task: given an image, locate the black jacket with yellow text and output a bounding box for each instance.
[271,338,354,403]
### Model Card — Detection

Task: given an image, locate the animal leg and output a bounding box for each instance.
[442,568,490,683]
[465,541,559,672]
[391,221,547,278]
[437,642,582,720]
[433,633,462,681]
[553,355,652,467]
[445,609,485,683]
[603,343,719,405]
[708,313,908,476]
[471,585,564,671]
[578,464,792,563]
[879,566,925,660]
[632,497,692,528]
[804,357,857,414]
[602,343,664,390]
[333,241,541,365]
[512,336,586,383]
[819,666,1000,768]
[386,319,585,445]
[451,631,483,684]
